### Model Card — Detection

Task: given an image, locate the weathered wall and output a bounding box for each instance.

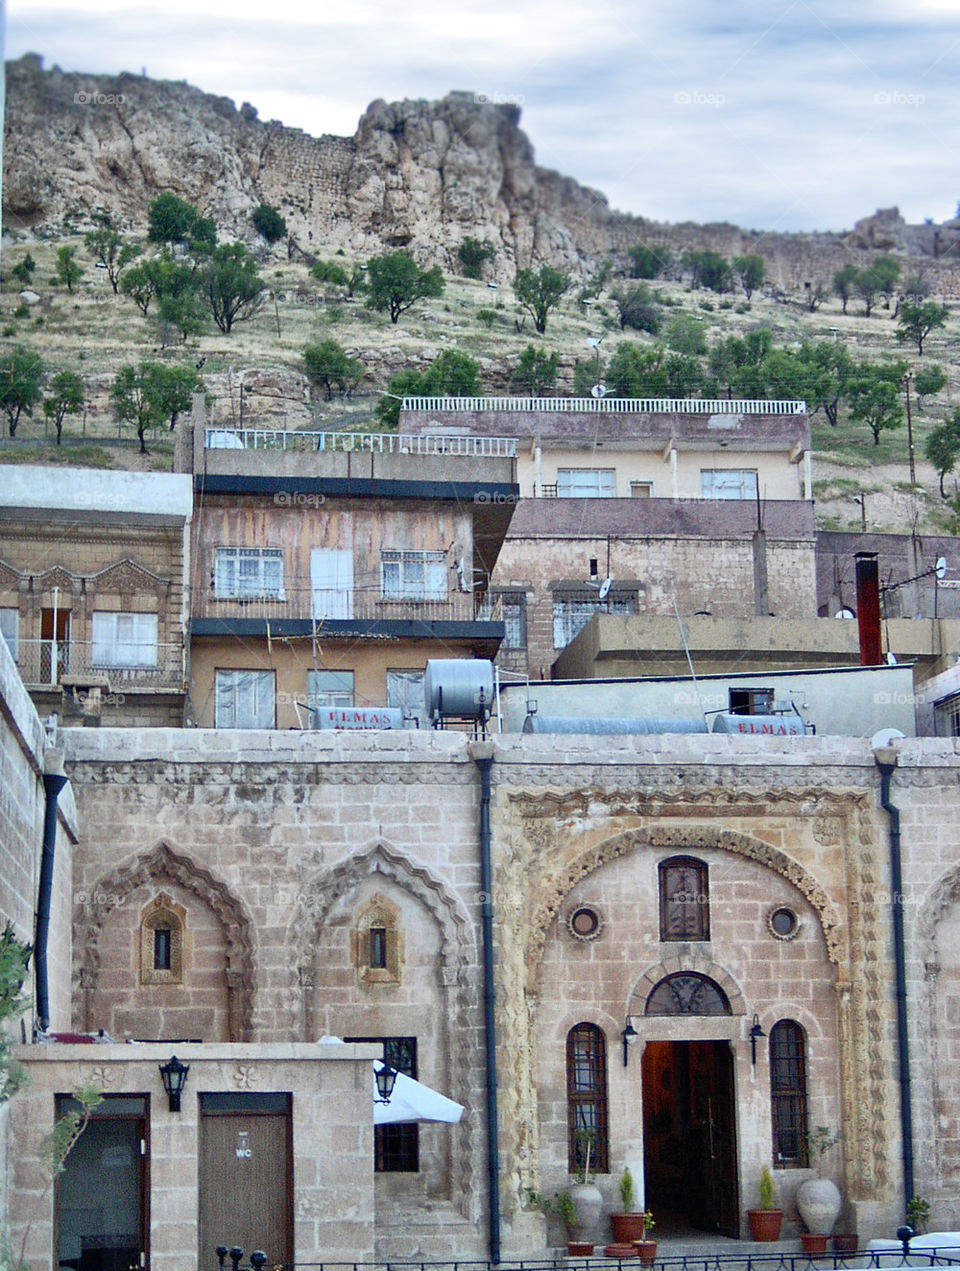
[8,1043,378,1271]
[52,726,960,1251]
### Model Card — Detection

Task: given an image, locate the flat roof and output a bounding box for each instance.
[0,466,193,518]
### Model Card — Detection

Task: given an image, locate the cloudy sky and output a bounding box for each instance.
[5,0,959,233]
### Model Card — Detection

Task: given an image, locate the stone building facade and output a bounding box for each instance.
[2,723,951,1266]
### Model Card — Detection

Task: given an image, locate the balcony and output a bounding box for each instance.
[193,585,501,625]
[14,640,186,692]
[205,428,517,457]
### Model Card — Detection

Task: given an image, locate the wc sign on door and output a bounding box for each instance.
[236,1130,252,1160]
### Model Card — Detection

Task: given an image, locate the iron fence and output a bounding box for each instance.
[14,639,185,692]
[205,429,517,457]
[400,397,807,415]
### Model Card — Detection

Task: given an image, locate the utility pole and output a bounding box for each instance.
[904,370,916,486]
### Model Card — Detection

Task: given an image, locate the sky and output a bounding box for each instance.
[5,0,960,233]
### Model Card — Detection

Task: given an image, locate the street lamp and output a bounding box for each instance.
[621,1019,638,1067]
[903,370,916,487]
[375,1064,398,1103]
[158,1055,190,1112]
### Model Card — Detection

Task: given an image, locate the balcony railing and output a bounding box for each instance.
[401,395,808,414]
[14,640,186,692]
[205,428,517,457]
[193,586,502,625]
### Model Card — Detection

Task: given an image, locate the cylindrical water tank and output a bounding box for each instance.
[424,659,495,719]
[522,716,708,735]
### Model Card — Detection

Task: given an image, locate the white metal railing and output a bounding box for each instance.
[15,640,185,691]
[196,586,502,625]
[205,428,517,457]
[400,396,808,414]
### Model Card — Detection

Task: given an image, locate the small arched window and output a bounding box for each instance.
[353,897,402,985]
[139,895,185,985]
[566,1023,609,1174]
[658,856,709,941]
[770,1019,808,1167]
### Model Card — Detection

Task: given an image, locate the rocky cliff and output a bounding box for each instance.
[5,53,960,284]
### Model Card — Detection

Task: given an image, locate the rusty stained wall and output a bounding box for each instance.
[192,496,474,615]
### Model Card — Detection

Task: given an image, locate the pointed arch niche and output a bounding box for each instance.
[76,841,255,1041]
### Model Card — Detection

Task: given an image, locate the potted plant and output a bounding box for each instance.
[796,1127,842,1241]
[527,1185,596,1256]
[610,1167,649,1243]
[747,1165,783,1241]
[569,1129,603,1243]
[633,1211,657,1264]
[906,1197,931,1236]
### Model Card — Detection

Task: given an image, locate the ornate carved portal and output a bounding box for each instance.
[500,789,889,1220]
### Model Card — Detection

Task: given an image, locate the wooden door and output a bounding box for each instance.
[687,1042,739,1237]
[198,1095,292,1270]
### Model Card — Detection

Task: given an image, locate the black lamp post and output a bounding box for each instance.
[375,1064,398,1103]
[159,1055,190,1112]
[750,1014,766,1066]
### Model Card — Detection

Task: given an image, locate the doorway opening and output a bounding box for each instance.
[642,1040,739,1238]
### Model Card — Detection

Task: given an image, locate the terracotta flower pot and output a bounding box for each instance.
[611,1214,648,1243]
[748,1209,783,1241]
[800,1233,829,1255]
[832,1234,858,1254]
[633,1239,658,1265]
[567,1241,595,1256]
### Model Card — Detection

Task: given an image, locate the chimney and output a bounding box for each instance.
[855,552,881,666]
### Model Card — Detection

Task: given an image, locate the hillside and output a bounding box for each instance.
[3,55,960,535]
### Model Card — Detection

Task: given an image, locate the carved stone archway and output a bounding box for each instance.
[75,840,256,1040]
[292,839,479,1221]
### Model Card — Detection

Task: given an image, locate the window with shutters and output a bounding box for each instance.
[658,856,709,941]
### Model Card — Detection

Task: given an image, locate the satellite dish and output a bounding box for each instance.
[598,577,613,601]
[835,608,856,619]
[456,557,472,593]
[591,384,609,398]
[871,727,905,749]
[937,556,947,580]
[886,651,897,665]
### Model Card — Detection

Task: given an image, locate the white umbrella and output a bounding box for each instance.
[373,1061,464,1125]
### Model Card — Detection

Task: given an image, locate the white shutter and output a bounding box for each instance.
[311,549,354,619]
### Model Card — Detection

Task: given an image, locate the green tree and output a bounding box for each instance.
[112,361,169,453]
[189,215,218,258]
[376,351,481,428]
[511,345,560,395]
[847,362,907,444]
[201,243,265,333]
[251,203,287,243]
[665,314,707,356]
[43,369,85,444]
[84,225,141,293]
[627,243,672,280]
[914,362,947,407]
[869,254,902,305]
[925,408,960,496]
[612,285,661,334]
[11,254,36,288]
[365,251,445,324]
[0,345,44,436]
[148,192,201,244]
[896,299,948,356]
[0,924,33,1102]
[709,329,774,397]
[795,340,856,426]
[458,237,496,280]
[833,264,859,315]
[606,344,669,397]
[663,351,704,397]
[150,363,202,429]
[120,258,160,316]
[514,265,570,335]
[55,245,83,293]
[686,250,733,293]
[303,339,364,399]
[734,254,765,299]
[310,260,349,287]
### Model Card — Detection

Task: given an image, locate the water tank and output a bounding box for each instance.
[424,659,494,720]
[712,713,805,736]
[522,716,708,735]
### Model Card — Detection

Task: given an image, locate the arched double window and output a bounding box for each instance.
[566,1023,609,1174]
[769,1019,808,1167]
[645,971,730,1015]
[139,895,185,986]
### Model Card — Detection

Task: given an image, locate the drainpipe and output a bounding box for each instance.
[34,753,69,1037]
[874,745,914,1204]
[471,741,501,1264]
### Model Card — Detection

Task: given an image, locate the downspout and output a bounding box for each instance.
[874,746,914,1204]
[34,755,68,1037]
[471,741,501,1264]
